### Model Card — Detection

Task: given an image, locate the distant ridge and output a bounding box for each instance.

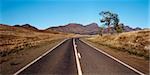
[47,23,142,34]
[46,23,99,35]
[14,24,38,31]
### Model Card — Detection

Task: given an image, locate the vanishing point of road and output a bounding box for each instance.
[13,38,144,75]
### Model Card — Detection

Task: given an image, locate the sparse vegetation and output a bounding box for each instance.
[86,30,150,60]
[0,24,73,58]
[0,34,67,57]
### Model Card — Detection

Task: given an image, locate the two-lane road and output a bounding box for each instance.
[14,38,143,75]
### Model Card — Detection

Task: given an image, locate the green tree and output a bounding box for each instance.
[99,11,123,34]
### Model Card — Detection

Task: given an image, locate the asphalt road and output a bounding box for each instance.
[15,38,141,75]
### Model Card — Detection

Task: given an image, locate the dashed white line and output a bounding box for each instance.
[75,44,82,59]
[73,39,83,75]
[81,39,145,75]
[13,39,67,75]
[78,53,82,59]
[75,44,77,48]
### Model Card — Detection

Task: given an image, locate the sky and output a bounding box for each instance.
[0,0,149,29]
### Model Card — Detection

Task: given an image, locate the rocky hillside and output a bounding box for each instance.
[46,23,99,35]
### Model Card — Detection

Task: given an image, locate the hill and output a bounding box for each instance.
[46,23,99,35]
[14,24,38,31]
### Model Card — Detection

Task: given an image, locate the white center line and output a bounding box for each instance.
[73,39,83,75]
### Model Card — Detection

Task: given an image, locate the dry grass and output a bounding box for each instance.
[0,25,73,58]
[87,30,150,60]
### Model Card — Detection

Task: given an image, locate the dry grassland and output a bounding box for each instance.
[87,30,150,60]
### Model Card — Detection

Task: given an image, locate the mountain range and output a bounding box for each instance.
[46,23,142,34]
[1,23,142,35]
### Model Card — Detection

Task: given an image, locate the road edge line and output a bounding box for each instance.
[73,39,83,75]
[13,39,67,75]
[80,39,145,75]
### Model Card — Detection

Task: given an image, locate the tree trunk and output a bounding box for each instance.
[108,25,110,34]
